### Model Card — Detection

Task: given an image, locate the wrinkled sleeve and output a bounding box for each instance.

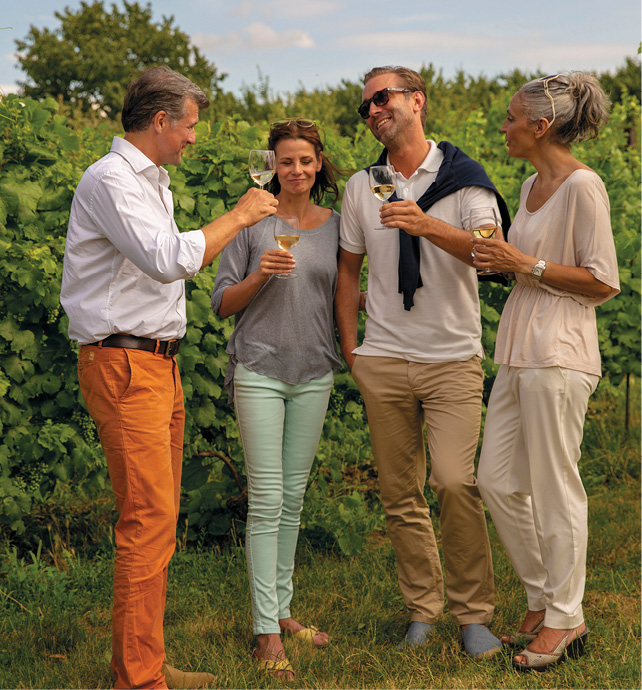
[210,227,251,314]
[568,175,620,307]
[339,173,367,255]
[91,169,205,283]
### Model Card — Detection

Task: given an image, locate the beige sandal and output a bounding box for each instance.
[513,627,588,672]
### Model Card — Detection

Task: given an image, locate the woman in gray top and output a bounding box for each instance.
[211,119,341,680]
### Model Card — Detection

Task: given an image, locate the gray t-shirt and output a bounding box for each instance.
[211,211,342,402]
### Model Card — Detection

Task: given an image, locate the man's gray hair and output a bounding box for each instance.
[121,65,209,132]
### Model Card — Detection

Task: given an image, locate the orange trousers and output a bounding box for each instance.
[78,344,184,689]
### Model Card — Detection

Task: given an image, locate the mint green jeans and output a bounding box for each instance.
[234,363,334,635]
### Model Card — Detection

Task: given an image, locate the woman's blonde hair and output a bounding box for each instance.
[518,72,611,146]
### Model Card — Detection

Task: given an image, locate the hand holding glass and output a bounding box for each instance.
[249,150,275,189]
[369,165,396,230]
[469,207,500,275]
[273,216,300,279]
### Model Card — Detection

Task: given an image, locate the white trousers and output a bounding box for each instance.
[478,365,598,629]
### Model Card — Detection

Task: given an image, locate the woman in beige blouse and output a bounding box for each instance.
[471,73,620,672]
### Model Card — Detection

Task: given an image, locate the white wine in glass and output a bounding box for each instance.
[249,149,276,189]
[369,165,396,230]
[469,207,500,275]
[273,216,300,279]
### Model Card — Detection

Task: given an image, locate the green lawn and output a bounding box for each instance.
[0,481,639,689]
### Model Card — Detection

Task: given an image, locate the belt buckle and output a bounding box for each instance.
[164,339,179,357]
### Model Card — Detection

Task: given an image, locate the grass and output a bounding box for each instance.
[0,479,639,689]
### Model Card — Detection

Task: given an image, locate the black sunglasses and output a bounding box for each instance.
[357,88,413,119]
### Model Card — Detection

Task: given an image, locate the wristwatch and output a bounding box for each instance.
[532,259,547,282]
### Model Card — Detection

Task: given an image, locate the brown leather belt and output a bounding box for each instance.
[89,334,181,357]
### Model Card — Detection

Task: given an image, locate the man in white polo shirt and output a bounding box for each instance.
[335,65,510,658]
[61,66,277,688]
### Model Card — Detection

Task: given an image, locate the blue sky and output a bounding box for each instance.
[1,0,639,97]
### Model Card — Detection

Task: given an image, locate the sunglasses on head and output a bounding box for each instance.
[537,74,561,127]
[357,88,413,119]
[270,118,316,129]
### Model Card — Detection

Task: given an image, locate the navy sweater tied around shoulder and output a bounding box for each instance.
[365,141,512,310]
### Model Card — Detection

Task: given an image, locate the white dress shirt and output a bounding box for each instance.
[340,140,498,363]
[61,137,206,344]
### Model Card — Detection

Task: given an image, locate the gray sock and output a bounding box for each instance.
[397,621,435,649]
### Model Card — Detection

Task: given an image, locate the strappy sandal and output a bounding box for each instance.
[513,627,589,672]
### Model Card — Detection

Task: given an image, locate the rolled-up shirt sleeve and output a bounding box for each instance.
[91,169,205,283]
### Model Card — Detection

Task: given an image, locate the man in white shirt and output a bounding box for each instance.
[335,65,506,658]
[61,66,277,689]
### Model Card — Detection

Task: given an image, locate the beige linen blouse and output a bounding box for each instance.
[494,169,620,377]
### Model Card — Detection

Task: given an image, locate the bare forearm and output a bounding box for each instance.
[200,188,278,269]
[335,252,364,368]
[472,238,614,299]
[523,259,614,299]
[380,200,474,266]
[200,208,248,268]
[416,216,475,265]
[217,270,267,318]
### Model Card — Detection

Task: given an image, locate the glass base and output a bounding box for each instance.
[275,273,297,279]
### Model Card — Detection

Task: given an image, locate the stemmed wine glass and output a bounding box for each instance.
[249,150,276,189]
[469,207,500,275]
[273,216,300,279]
[368,165,396,230]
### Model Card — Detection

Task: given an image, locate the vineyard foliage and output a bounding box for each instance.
[0,84,639,551]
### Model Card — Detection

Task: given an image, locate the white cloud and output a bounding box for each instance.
[0,83,19,94]
[194,23,314,55]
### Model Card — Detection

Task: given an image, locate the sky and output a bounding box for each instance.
[1,0,640,98]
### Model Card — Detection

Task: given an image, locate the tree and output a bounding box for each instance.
[15,0,226,116]
[599,56,641,104]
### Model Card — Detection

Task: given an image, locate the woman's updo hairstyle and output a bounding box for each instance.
[518,72,611,146]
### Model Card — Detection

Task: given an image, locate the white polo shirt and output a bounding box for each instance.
[61,137,206,345]
[340,140,498,363]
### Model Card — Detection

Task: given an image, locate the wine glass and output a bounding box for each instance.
[273,216,300,279]
[249,149,276,189]
[469,207,500,275]
[368,165,396,230]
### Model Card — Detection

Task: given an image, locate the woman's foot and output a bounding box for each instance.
[513,623,588,671]
[254,633,295,681]
[501,609,545,645]
[279,617,331,647]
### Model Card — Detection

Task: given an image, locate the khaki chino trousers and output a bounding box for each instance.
[352,355,495,625]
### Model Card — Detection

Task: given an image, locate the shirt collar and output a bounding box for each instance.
[110,136,170,187]
[387,139,443,180]
[418,140,443,174]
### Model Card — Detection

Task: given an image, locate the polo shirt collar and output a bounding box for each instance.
[418,140,442,174]
[387,139,443,179]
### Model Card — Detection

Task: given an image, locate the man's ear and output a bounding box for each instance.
[152,110,169,133]
[412,91,426,116]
